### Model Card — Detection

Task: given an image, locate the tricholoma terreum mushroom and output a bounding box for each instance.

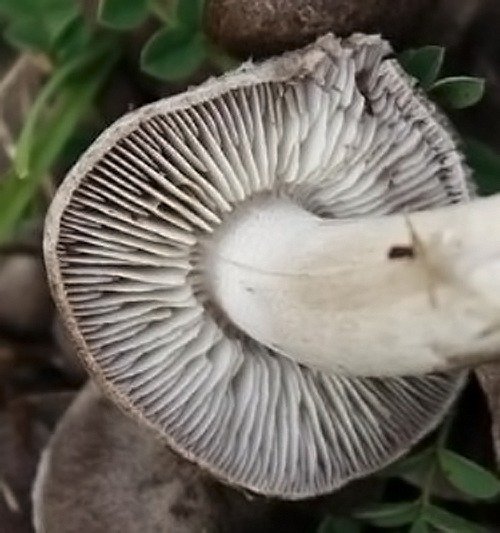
[44,33,500,498]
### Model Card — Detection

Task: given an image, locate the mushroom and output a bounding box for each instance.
[205,0,485,58]
[33,383,239,533]
[43,33,497,497]
[32,383,333,533]
[205,0,434,57]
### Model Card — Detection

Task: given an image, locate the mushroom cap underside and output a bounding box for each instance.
[44,33,471,498]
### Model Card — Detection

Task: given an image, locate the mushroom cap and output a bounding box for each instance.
[32,383,284,533]
[44,33,471,498]
[205,0,434,57]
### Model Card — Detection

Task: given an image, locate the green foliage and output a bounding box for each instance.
[14,40,115,180]
[0,169,40,241]
[0,1,120,242]
[176,0,205,30]
[0,0,80,57]
[430,76,485,109]
[382,446,434,478]
[342,415,500,533]
[355,501,420,527]
[438,449,500,499]
[408,518,430,533]
[0,0,237,243]
[425,504,487,532]
[140,0,209,81]
[397,43,500,216]
[98,0,149,30]
[465,139,500,195]
[140,27,207,81]
[98,0,234,81]
[398,45,485,110]
[398,45,445,89]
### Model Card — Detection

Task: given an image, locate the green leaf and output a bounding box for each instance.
[29,71,107,179]
[15,34,117,169]
[0,40,119,242]
[13,42,110,179]
[465,139,500,195]
[148,0,178,24]
[409,518,431,533]
[4,19,51,51]
[424,505,487,532]
[98,0,149,29]
[354,501,419,527]
[438,449,500,499]
[430,76,485,109]
[399,46,445,89]
[383,446,473,502]
[53,14,91,61]
[316,516,362,533]
[0,170,40,242]
[1,0,79,55]
[207,42,239,72]
[382,447,435,478]
[0,0,32,17]
[177,0,205,30]
[140,27,207,81]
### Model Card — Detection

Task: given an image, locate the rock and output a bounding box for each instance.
[0,253,53,340]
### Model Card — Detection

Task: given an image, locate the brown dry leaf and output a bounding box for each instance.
[0,55,46,176]
[476,365,500,469]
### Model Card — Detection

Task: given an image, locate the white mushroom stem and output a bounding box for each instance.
[207,194,500,376]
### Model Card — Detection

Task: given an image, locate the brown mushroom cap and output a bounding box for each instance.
[205,0,433,57]
[44,34,470,498]
[33,383,241,532]
[32,383,332,532]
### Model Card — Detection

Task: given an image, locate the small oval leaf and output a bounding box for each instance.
[409,518,430,533]
[4,20,51,52]
[354,501,419,527]
[382,447,434,478]
[425,504,487,532]
[399,45,445,89]
[140,28,207,81]
[54,15,91,61]
[430,76,485,109]
[98,0,148,29]
[177,0,205,31]
[0,0,79,54]
[438,449,500,499]
[465,139,500,195]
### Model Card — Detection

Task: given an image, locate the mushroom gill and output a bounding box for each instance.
[44,34,471,497]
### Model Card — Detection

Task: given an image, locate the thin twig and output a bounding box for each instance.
[0,477,21,514]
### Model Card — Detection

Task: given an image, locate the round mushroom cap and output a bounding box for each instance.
[32,383,283,533]
[44,33,471,498]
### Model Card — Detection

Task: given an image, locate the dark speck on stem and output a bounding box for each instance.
[388,245,415,260]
